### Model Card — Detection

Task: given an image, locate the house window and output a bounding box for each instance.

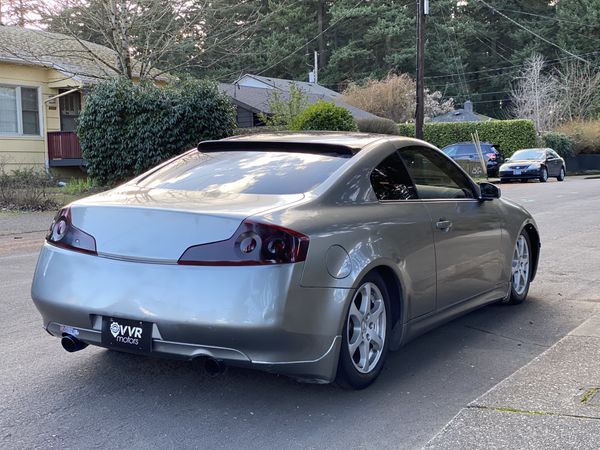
[0,86,41,136]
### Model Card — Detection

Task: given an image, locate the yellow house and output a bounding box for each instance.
[0,25,167,173]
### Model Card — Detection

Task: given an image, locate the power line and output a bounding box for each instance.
[496,8,597,28]
[474,0,589,64]
[255,0,365,77]
[425,50,600,84]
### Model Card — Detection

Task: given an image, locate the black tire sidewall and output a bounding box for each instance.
[337,272,392,389]
[539,167,548,182]
[557,167,565,181]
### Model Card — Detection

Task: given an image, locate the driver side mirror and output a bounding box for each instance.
[479,182,501,201]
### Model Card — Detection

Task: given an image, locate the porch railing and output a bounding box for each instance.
[47,131,84,165]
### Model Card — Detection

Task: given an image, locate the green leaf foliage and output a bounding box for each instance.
[290,101,358,132]
[541,132,575,158]
[357,118,400,135]
[397,120,537,157]
[77,78,236,185]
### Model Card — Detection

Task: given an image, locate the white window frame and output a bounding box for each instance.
[0,84,43,138]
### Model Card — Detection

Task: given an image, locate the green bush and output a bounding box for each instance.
[397,119,537,157]
[541,132,575,158]
[290,101,358,132]
[357,118,400,135]
[78,78,236,185]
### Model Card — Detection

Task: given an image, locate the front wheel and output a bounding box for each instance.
[557,167,565,181]
[504,231,532,305]
[539,167,548,182]
[337,273,391,389]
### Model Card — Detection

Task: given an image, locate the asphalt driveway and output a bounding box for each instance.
[1,176,599,449]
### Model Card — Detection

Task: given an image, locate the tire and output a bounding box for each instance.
[539,167,548,182]
[504,231,532,305]
[336,272,391,389]
[557,166,565,181]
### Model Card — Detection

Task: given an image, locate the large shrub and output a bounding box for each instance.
[357,118,399,135]
[541,132,575,158]
[555,120,600,154]
[342,73,454,123]
[290,101,358,132]
[397,119,537,157]
[78,78,236,185]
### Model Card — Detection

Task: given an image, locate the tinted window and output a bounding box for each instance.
[511,149,546,160]
[138,151,348,195]
[399,147,475,199]
[370,152,417,201]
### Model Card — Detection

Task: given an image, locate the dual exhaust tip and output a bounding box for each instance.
[60,334,226,376]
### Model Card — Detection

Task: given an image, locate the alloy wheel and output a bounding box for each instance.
[511,235,530,296]
[346,282,387,374]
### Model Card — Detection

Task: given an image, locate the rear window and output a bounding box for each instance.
[137,151,348,195]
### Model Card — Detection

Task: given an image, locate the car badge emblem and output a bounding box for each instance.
[110,322,120,338]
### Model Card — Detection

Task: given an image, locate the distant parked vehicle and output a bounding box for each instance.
[441,142,504,177]
[499,148,566,183]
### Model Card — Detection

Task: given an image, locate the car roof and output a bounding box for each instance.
[222,132,389,151]
[442,142,494,147]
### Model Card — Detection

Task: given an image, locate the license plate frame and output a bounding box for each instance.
[513,170,522,175]
[101,317,152,353]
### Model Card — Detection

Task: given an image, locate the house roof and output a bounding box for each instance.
[219,79,380,121]
[0,25,166,86]
[430,100,492,123]
[235,74,343,99]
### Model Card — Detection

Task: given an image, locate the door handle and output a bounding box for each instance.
[436,219,453,232]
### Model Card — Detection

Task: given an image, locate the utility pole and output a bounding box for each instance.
[416,0,429,140]
[314,50,319,84]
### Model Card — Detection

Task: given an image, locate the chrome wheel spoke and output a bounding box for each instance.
[371,331,384,350]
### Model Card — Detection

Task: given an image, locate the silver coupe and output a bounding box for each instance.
[31,133,540,389]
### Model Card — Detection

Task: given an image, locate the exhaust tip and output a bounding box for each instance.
[61,334,88,353]
[204,357,226,376]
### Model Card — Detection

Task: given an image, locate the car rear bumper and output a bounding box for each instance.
[31,244,351,382]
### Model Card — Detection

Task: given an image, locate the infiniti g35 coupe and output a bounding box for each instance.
[31,133,540,389]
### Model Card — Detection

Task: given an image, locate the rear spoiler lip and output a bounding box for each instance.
[197,140,357,157]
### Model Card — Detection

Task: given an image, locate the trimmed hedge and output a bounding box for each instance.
[78,78,236,185]
[397,119,537,157]
[290,100,358,132]
[541,132,575,158]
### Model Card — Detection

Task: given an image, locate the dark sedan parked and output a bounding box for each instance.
[441,142,504,177]
[499,148,566,183]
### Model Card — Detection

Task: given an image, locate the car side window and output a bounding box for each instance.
[370,152,418,201]
[549,150,559,159]
[399,147,475,200]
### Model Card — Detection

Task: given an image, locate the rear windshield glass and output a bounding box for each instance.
[137,150,349,195]
[511,149,545,160]
[443,144,492,156]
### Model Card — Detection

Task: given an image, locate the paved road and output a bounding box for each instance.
[1,177,599,450]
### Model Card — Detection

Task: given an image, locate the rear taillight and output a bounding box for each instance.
[46,207,97,255]
[486,153,497,160]
[178,220,309,266]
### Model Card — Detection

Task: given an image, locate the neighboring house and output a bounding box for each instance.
[0,25,166,172]
[430,100,492,123]
[219,74,379,128]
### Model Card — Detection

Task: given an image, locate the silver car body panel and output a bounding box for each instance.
[31,133,539,383]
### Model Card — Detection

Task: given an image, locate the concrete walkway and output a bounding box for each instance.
[425,315,600,449]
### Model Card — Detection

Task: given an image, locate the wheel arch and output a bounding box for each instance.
[523,222,541,282]
[349,262,407,350]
